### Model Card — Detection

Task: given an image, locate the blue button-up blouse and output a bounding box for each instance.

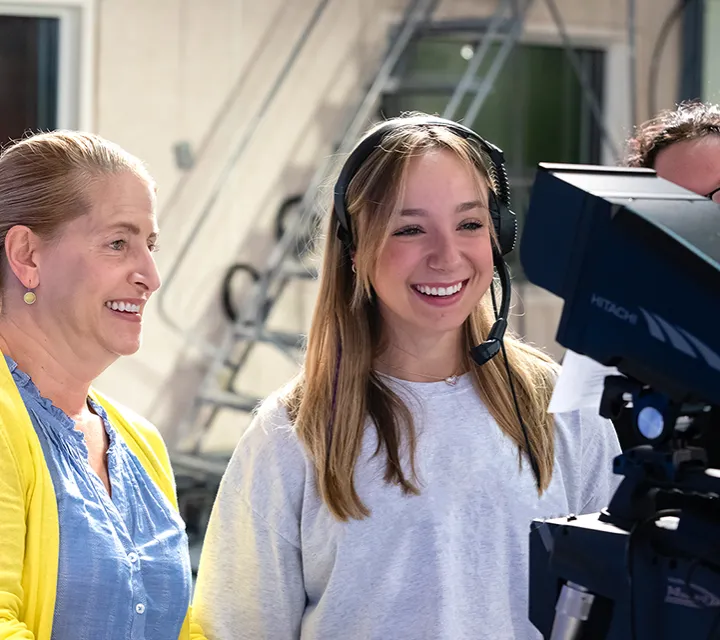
[7,357,191,640]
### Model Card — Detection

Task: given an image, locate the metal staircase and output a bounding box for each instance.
[171,0,442,461]
[161,0,624,565]
[174,0,539,461]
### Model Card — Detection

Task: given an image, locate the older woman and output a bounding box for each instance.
[0,131,202,639]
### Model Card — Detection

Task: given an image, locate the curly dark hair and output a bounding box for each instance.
[625,100,720,168]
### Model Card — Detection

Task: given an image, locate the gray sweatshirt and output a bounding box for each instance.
[193,373,622,639]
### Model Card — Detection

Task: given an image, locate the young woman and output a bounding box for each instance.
[0,131,204,639]
[193,114,621,639]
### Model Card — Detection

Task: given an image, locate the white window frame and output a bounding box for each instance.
[0,0,95,131]
[703,0,720,103]
[520,26,631,166]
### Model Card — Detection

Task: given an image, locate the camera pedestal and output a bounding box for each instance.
[530,379,720,639]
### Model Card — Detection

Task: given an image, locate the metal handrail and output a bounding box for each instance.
[156,0,332,346]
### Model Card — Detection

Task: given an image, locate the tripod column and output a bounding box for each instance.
[550,581,595,640]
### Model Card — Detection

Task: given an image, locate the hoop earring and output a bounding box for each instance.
[351,263,357,275]
[23,289,37,305]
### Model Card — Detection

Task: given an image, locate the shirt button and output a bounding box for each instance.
[135,603,145,615]
[128,552,138,564]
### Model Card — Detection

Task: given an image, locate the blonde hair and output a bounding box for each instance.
[0,130,154,292]
[285,115,558,521]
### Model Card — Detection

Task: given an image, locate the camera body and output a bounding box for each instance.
[520,165,720,639]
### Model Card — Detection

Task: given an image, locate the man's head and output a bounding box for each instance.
[626,100,720,202]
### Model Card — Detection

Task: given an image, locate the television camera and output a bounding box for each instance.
[520,164,720,639]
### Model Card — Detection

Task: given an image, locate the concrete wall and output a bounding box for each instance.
[48,0,683,451]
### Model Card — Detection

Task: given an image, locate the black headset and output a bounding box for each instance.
[332,115,517,367]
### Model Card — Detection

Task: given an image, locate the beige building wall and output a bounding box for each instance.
[30,0,681,450]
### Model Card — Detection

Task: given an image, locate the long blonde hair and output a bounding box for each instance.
[285,115,558,521]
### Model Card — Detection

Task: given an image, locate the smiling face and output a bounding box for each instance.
[370,149,495,344]
[34,171,161,361]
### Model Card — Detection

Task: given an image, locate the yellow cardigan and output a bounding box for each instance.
[0,353,205,639]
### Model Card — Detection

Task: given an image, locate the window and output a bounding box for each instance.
[0,15,59,143]
[0,2,87,145]
[381,35,605,278]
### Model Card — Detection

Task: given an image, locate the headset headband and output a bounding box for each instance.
[332,115,517,255]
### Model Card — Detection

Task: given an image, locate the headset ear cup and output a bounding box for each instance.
[488,191,518,256]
